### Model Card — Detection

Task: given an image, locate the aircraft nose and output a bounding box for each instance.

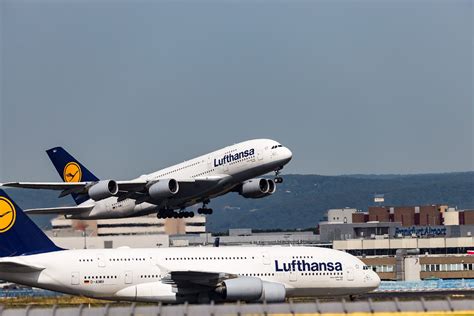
[370,271,381,289]
[281,147,293,163]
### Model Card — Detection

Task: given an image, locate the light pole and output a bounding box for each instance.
[83,230,87,249]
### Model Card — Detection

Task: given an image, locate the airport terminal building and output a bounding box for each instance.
[321,206,474,281]
[47,215,206,249]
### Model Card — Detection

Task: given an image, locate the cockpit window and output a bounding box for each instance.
[271,144,283,149]
[363,266,370,270]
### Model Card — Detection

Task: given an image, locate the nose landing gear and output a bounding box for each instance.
[274,168,284,183]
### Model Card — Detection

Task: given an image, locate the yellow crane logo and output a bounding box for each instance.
[63,162,82,183]
[0,197,16,233]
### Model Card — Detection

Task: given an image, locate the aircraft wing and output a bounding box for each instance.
[0,260,45,273]
[2,182,87,190]
[24,205,94,215]
[2,180,148,192]
[2,176,230,204]
[116,180,148,192]
[161,270,237,288]
[185,175,232,183]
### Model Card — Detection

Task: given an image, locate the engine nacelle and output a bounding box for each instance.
[115,282,179,303]
[258,281,286,303]
[266,179,276,195]
[88,180,118,201]
[216,277,263,301]
[240,178,276,199]
[148,179,179,200]
[215,277,286,302]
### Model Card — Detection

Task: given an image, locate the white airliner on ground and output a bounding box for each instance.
[0,190,380,303]
[2,139,292,219]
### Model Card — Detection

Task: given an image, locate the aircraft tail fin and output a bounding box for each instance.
[46,147,99,204]
[0,189,62,257]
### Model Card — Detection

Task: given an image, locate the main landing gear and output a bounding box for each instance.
[197,200,213,215]
[274,168,284,184]
[157,209,195,219]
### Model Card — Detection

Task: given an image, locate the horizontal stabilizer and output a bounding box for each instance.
[0,260,45,273]
[24,205,94,215]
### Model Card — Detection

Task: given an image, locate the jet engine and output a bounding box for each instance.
[215,277,286,302]
[239,178,276,199]
[148,179,179,200]
[259,281,286,302]
[115,282,180,303]
[88,180,118,201]
[266,179,276,195]
[215,277,262,301]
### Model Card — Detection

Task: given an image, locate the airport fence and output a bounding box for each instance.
[3,279,473,299]
[1,297,474,315]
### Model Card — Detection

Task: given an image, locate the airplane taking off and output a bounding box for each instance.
[2,139,292,219]
[0,190,380,303]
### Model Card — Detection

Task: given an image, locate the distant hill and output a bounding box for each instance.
[206,172,474,232]
[3,172,473,232]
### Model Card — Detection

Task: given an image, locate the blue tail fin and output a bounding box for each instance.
[0,189,62,257]
[46,147,99,205]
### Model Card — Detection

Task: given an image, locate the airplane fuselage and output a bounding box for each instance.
[0,246,380,303]
[73,139,292,219]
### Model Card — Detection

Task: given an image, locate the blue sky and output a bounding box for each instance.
[1,0,472,181]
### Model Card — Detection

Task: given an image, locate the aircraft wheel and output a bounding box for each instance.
[190,212,195,218]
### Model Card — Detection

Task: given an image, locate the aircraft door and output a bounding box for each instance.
[207,156,212,169]
[71,272,80,285]
[125,271,133,284]
[223,160,229,172]
[261,252,271,265]
[289,270,297,282]
[267,146,275,160]
[97,254,106,268]
[257,149,263,161]
[347,267,354,281]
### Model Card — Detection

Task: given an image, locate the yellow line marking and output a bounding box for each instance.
[267,312,474,316]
